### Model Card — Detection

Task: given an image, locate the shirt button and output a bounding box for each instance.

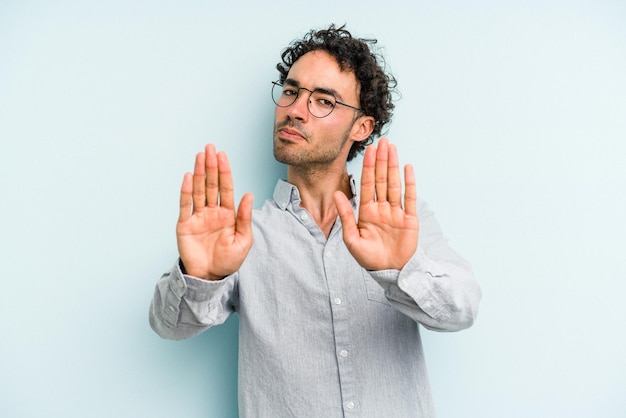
[334,297,342,305]
[300,213,308,221]
[168,305,176,312]
[339,349,348,358]
[423,301,432,309]
[346,401,355,410]
[326,251,333,258]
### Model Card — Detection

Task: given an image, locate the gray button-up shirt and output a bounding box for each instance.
[150,179,481,417]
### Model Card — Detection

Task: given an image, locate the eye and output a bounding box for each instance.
[312,92,336,109]
[282,86,298,97]
[318,99,334,109]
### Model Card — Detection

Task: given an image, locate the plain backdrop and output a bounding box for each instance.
[1,1,624,417]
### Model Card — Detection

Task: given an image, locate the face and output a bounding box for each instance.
[273,50,371,169]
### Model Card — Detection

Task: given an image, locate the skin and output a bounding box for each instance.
[176,50,418,280]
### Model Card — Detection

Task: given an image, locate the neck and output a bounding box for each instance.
[287,164,353,237]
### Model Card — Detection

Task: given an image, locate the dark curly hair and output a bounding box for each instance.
[276,24,397,161]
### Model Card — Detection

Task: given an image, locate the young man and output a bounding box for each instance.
[150,25,481,417]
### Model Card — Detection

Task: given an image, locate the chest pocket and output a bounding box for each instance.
[362,270,391,305]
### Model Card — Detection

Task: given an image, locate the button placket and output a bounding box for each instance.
[323,236,357,415]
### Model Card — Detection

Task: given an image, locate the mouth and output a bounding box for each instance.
[274,120,309,142]
[277,125,307,142]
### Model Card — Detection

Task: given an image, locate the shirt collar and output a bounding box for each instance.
[273,177,359,211]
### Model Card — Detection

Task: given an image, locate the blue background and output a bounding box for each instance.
[1,1,624,416]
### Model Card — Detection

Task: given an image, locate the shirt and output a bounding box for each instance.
[150,178,482,418]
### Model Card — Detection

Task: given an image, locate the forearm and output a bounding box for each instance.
[149,260,237,340]
[371,246,481,331]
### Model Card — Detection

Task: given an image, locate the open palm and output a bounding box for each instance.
[334,138,418,271]
[177,144,253,281]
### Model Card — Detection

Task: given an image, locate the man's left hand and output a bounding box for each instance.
[334,138,419,271]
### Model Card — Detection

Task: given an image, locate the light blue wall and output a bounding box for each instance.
[1,1,624,417]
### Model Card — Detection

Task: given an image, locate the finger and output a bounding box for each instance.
[375,137,389,202]
[404,164,417,216]
[387,143,402,207]
[333,191,359,247]
[360,144,376,204]
[205,144,219,207]
[235,192,255,241]
[178,172,193,222]
[217,151,235,210]
[192,151,207,211]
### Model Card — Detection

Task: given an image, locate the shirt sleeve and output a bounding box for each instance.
[368,200,482,332]
[149,260,238,340]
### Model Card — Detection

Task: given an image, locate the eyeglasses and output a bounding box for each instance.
[271,81,363,118]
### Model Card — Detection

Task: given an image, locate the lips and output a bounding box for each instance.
[278,126,307,141]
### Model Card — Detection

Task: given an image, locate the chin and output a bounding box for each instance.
[273,142,288,163]
[273,148,293,165]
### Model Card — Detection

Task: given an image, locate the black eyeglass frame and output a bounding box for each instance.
[271,81,363,118]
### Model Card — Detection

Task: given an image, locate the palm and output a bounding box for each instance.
[335,138,418,271]
[177,145,253,280]
[350,199,418,270]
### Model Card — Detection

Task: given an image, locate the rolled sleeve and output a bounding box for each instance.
[149,260,238,340]
[370,245,481,332]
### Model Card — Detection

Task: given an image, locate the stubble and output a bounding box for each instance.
[273,120,351,169]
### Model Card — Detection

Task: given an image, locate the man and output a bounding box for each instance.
[150,25,481,417]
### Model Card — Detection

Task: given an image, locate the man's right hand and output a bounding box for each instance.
[176,144,254,281]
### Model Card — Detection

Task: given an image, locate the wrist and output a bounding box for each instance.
[178,259,223,281]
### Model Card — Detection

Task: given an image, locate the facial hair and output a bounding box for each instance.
[273,119,352,168]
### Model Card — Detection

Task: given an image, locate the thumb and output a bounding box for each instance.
[333,191,359,246]
[236,193,254,240]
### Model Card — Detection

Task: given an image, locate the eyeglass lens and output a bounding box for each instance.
[272,82,337,118]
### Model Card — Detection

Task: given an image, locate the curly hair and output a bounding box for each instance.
[276,24,397,161]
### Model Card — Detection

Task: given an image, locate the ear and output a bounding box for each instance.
[349,115,375,142]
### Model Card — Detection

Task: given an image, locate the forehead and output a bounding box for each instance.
[287,50,359,99]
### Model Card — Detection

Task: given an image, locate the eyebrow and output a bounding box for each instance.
[284,78,345,101]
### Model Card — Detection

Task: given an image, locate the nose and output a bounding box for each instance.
[285,90,310,122]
